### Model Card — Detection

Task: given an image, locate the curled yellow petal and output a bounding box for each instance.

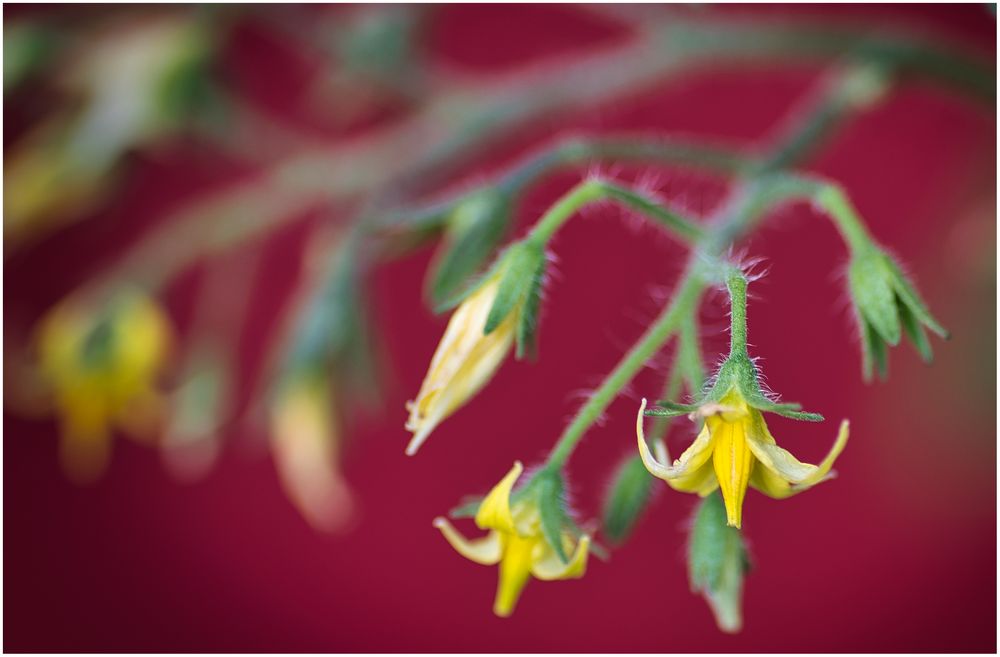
[531,534,590,581]
[750,419,850,499]
[433,517,502,565]
[475,461,523,534]
[637,398,716,481]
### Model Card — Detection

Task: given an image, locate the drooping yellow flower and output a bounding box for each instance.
[433,461,590,617]
[405,274,517,455]
[636,389,849,528]
[36,291,172,483]
[270,374,354,533]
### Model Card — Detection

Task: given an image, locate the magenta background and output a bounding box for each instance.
[4,5,997,652]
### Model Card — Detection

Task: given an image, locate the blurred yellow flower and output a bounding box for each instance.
[636,390,849,528]
[36,291,172,483]
[433,461,590,617]
[270,374,354,532]
[405,274,516,455]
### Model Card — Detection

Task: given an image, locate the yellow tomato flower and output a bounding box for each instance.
[405,274,517,455]
[270,374,354,532]
[36,291,172,482]
[433,461,590,617]
[636,389,849,528]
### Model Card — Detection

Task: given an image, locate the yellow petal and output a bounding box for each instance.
[494,533,537,617]
[433,517,502,565]
[531,533,590,581]
[475,461,523,534]
[666,459,720,496]
[636,398,715,482]
[59,398,113,484]
[749,419,850,498]
[710,416,754,528]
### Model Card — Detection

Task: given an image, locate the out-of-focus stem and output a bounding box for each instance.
[74,16,991,303]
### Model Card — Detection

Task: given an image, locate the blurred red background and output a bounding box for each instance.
[4,4,996,652]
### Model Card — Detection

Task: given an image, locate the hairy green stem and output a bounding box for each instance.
[725,270,749,356]
[524,179,706,247]
[547,270,706,469]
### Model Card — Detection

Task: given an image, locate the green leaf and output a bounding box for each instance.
[534,469,569,564]
[427,192,511,309]
[602,455,654,545]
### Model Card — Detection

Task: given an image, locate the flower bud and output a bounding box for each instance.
[688,492,750,633]
[847,246,948,381]
[601,454,654,545]
[406,241,546,454]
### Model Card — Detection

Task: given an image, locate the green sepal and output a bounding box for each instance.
[688,492,750,634]
[601,455,654,545]
[898,297,933,362]
[741,392,824,422]
[449,497,484,519]
[514,254,546,360]
[862,317,889,382]
[885,256,948,338]
[533,468,570,564]
[426,191,512,310]
[699,354,824,422]
[484,240,546,335]
[644,401,698,417]
[849,250,901,346]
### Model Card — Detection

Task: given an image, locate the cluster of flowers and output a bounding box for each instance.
[403,194,945,626]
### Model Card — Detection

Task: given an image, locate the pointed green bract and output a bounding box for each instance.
[644,401,698,417]
[484,240,547,334]
[898,297,933,362]
[515,253,546,360]
[531,468,569,563]
[885,256,948,338]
